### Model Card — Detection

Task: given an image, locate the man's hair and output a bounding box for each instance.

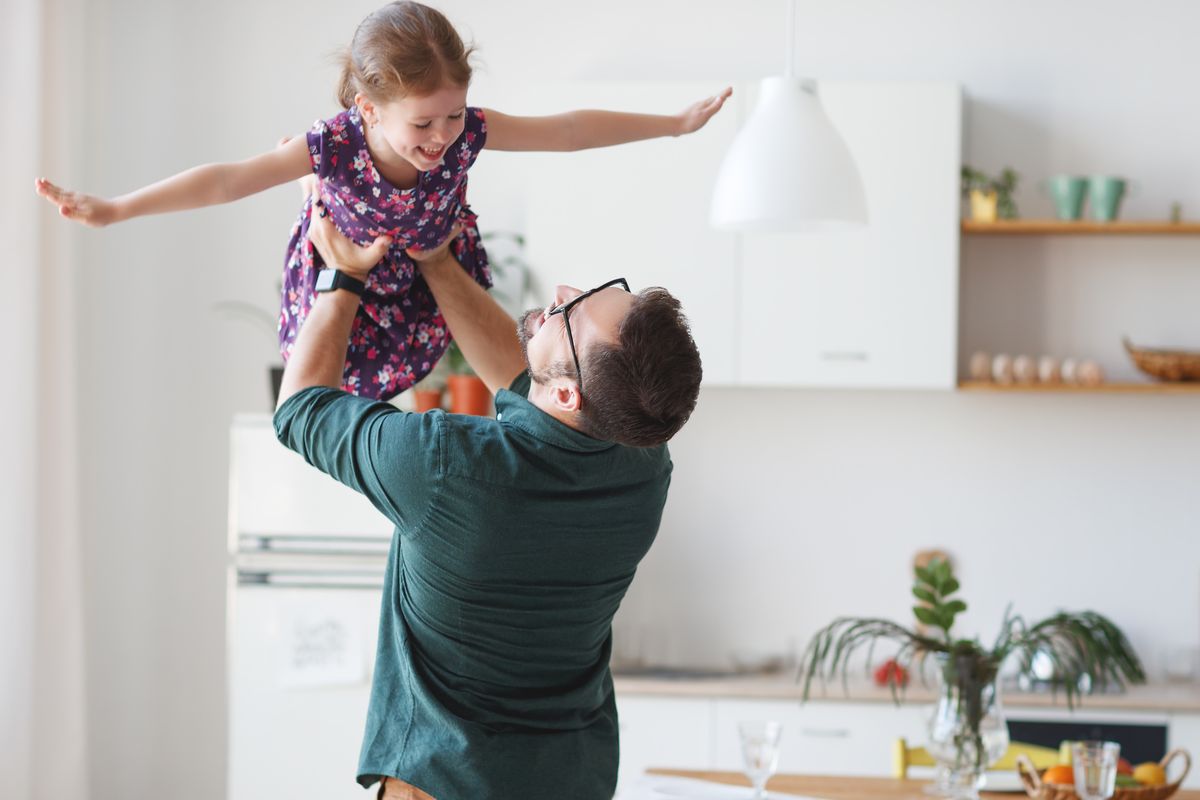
[578,288,702,448]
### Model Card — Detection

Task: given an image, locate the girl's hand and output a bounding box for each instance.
[34,177,120,227]
[676,87,733,135]
[307,199,391,282]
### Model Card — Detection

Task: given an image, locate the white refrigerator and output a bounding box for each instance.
[227,415,392,800]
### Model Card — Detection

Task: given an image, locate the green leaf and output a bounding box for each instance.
[912,587,937,604]
[914,566,935,586]
[913,606,940,627]
[943,600,968,616]
[942,577,960,596]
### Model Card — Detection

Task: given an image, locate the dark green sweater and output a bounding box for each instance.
[274,373,671,799]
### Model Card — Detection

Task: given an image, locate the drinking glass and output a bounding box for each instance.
[738,721,783,799]
[1073,741,1120,800]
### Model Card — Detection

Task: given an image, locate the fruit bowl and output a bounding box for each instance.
[1124,338,1200,382]
[1017,750,1191,800]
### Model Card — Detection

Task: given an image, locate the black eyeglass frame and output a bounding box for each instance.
[545,277,631,395]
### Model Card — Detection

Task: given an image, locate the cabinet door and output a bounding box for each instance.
[518,82,741,385]
[713,698,929,777]
[1169,713,1200,789]
[615,695,715,791]
[737,82,961,388]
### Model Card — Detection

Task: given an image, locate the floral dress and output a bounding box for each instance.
[278,106,491,400]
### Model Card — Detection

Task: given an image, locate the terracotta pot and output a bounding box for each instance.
[447,375,491,416]
[412,389,443,413]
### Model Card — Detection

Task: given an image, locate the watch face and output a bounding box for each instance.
[315,269,336,292]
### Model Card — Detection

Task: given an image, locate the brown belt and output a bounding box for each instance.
[377,777,437,800]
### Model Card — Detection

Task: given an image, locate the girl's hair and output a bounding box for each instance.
[337,1,474,109]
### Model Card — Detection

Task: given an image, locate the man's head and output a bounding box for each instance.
[516,280,702,447]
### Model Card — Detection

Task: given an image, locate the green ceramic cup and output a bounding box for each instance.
[1048,175,1087,220]
[1088,176,1126,222]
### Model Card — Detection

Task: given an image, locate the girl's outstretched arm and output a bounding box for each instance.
[482,86,732,153]
[34,134,313,227]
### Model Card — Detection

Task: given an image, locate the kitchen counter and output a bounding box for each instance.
[613,673,1200,713]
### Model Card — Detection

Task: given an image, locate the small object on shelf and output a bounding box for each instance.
[872,658,909,689]
[968,351,992,381]
[1076,359,1105,387]
[1013,354,1038,384]
[992,353,1015,385]
[1048,175,1087,221]
[1089,175,1127,222]
[1171,202,1183,223]
[1061,357,1080,384]
[962,165,1020,220]
[1037,356,1062,384]
[1124,337,1200,382]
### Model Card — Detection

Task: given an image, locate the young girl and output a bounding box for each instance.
[35,0,730,400]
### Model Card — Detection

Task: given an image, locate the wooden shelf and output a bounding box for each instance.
[961,219,1200,235]
[958,380,1200,394]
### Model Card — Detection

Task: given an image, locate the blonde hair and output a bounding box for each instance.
[337,1,474,109]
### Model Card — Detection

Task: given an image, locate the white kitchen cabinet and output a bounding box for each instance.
[517,80,960,389]
[615,695,716,793]
[736,81,961,388]
[712,698,929,777]
[230,415,393,538]
[1169,713,1200,788]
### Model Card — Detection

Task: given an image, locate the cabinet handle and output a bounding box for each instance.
[820,351,870,362]
[800,727,852,738]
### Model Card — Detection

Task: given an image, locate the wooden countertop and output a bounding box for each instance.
[648,770,1200,799]
[614,674,1200,713]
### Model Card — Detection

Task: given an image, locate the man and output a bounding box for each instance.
[273,196,702,800]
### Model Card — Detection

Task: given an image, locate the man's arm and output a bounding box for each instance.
[409,238,526,395]
[275,198,391,408]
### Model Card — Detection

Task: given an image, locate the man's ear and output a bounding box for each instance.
[550,382,581,414]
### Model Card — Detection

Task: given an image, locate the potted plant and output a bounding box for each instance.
[799,558,1145,800]
[962,166,1020,222]
[445,340,492,416]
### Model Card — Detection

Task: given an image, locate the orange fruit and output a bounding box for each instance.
[1043,765,1075,785]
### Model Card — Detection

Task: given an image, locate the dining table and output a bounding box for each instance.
[648,769,1200,800]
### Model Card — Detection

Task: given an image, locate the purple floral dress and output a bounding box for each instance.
[278,106,491,400]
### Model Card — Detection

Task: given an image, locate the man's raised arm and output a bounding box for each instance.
[409,237,525,394]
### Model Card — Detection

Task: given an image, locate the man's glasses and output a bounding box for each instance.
[545,277,631,395]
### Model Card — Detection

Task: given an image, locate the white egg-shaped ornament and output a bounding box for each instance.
[992,354,1015,385]
[1061,357,1080,384]
[968,351,992,382]
[1037,356,1061,384]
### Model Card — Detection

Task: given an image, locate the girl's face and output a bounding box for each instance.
[366,84,469,171]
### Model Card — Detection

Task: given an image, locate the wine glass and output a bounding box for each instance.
[738,720,783,799]
[1073,741,1121,800]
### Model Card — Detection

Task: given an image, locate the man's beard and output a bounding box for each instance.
[516,307,576,387]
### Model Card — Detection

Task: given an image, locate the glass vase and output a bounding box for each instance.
[926,652,1010,800]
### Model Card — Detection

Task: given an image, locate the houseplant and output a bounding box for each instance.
[445,340,491,416]
[799,558,1145,799]
[962,166,1020,221]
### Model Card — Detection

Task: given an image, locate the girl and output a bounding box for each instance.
[35,0,730,400]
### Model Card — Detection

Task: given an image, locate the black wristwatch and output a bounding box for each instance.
[315,268,366,296]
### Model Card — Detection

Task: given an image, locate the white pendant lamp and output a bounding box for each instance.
[710,1,867,232]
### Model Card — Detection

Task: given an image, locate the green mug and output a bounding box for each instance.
[1088,176,1126,222]
[1047,175,1087,220]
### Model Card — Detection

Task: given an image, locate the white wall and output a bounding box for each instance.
[57,1,1200,798]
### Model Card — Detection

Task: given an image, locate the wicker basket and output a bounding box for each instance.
[1124,338,1200,382]
[1016,749,1192,800]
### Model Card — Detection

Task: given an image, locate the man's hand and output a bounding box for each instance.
[675,86,733,135]
[307,197,391,281]
[406,222,463,271]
